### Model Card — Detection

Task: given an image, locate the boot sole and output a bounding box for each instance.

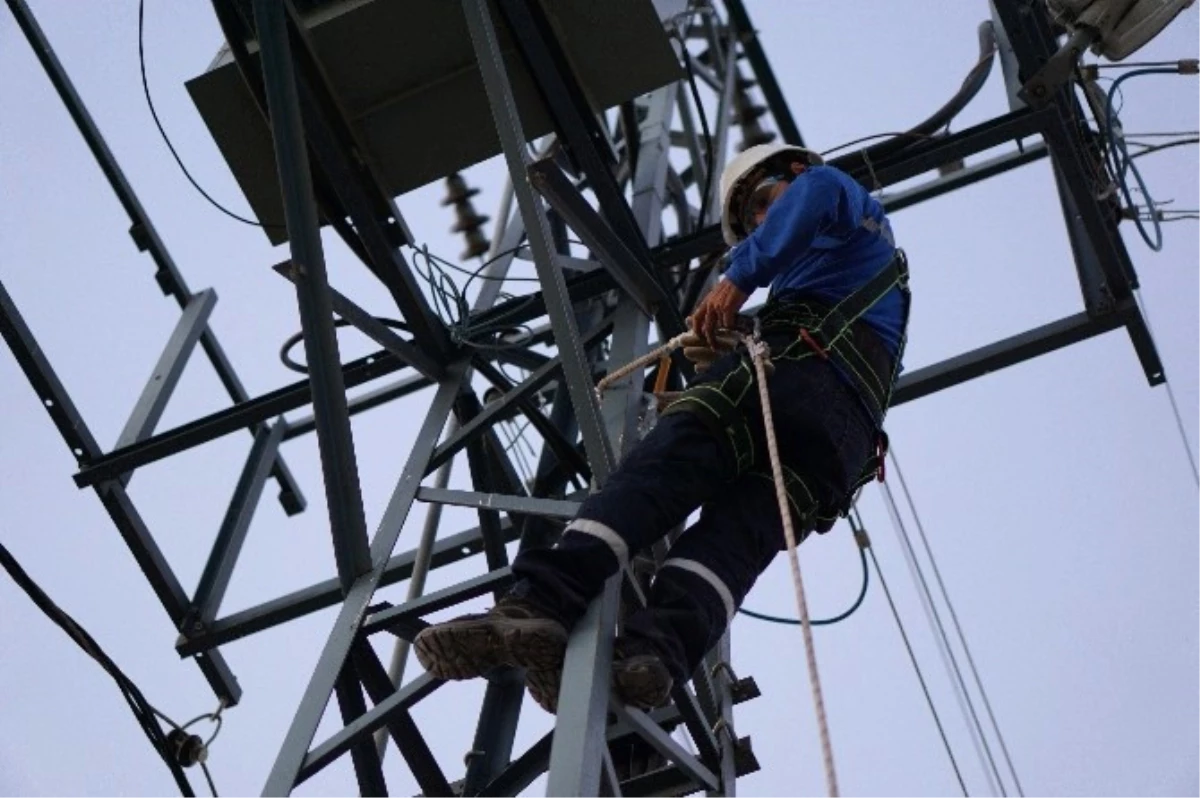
[524,658,673,716]
[414,616,566,681]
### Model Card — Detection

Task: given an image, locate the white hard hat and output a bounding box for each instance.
[718,142,824,245]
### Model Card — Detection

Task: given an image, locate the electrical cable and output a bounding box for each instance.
[863,517,969,797]
[1129,138,1199,159]
[138,0,272,229]
[1101,65,1197,251]
[881,480,1007,797]
[679,42,715,227]
[888,447,1027,796]
[1133,289,1200,486]
[0,540,197,796]
[738,531,870,626]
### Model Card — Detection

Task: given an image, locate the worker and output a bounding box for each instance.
[414,142,911,714]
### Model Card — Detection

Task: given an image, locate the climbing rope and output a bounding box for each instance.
[597,324,840,795]
[744,322,839,797]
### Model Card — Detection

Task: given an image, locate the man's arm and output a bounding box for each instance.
[723,167,842,293]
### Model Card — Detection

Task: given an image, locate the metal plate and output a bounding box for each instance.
[186,0,682,243]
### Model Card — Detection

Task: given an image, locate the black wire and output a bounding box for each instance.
[888,450,1026,796]
[881,479,1007,796]
[138,0,275,229]
[278,317,411,374]
[738,535,870,626]
[1129,137,1200,160]
[0,540,196,796]
[867,539,969,797]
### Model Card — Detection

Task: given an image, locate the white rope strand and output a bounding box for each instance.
[746,331,840,796]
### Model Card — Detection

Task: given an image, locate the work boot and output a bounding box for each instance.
[611,636,674,711]
[521,635,674,715]
[413,595,567,682]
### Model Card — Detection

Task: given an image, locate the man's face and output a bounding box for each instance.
[741,162,806,235]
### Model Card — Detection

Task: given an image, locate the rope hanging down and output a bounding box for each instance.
[597,324,840,796]
[745,322,840,797]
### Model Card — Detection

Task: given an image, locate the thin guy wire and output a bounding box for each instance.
[889,447,1027,796]
[1134,290,1200,485]
[863,526,969,797]
[881,481,1005,796]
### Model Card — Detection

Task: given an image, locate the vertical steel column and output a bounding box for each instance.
[463,1,629,792]
[252,0,371,592]
[262,370,465,795]
[462,0,615,483]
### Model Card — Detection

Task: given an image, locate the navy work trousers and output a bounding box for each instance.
[511,338,878,681]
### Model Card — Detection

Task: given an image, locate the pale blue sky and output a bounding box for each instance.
[1,2,1196,796]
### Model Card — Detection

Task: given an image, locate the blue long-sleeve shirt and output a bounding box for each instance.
[724,165,906,359]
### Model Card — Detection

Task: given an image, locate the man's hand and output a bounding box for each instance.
[688,279,749,347]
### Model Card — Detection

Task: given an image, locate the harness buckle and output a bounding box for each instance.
[798,328,829,360]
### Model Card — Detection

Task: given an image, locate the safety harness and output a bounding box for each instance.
[661,248,911,535]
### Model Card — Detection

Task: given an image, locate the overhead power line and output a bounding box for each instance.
[0,539,200,796]
[888,448,1027,797]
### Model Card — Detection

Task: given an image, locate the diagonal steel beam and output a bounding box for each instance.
[114,289,218,482]
[297,674,444,787]
[6,0,305,513]
[261,363,466,794]
[187,419,286,631]
[176,518,518,657]
[0,279,243,706]
[353,642,454,798]
[254,0,370,592]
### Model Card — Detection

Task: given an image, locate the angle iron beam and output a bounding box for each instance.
[333,666,390,797]
[253,0,371,591]
[6,0,305,513]
[463,668,527,795]
[892,301,1138,406]
[722,0,806,147]
[425,344,581,476]
[416,488,580,520]
[362,566,516,638]
[492,0,649,261]
[1,279,243,705]
[463,0,617,484]
[212,0,452,356]
[188,420,286,629]
[477,686,760,798]
[114,289,218,469]
[526,158,659,319]
[297,674,444,787]
[283,373,432,441]
[177,517,517,657]
[353,642,454,798]
[968,1,1142,313]
[73,351,407,488]
[272,262,444,380]
[262,368,466,794]
[881,142,1049,214]
[835,107,1051,190]
[607,703,718,793]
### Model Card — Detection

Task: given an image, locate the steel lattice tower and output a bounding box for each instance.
[0,0,1168,794]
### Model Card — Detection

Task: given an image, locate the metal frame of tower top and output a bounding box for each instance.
[0,0,1169,795]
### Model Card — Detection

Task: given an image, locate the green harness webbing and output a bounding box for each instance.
[662,251,911,533]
